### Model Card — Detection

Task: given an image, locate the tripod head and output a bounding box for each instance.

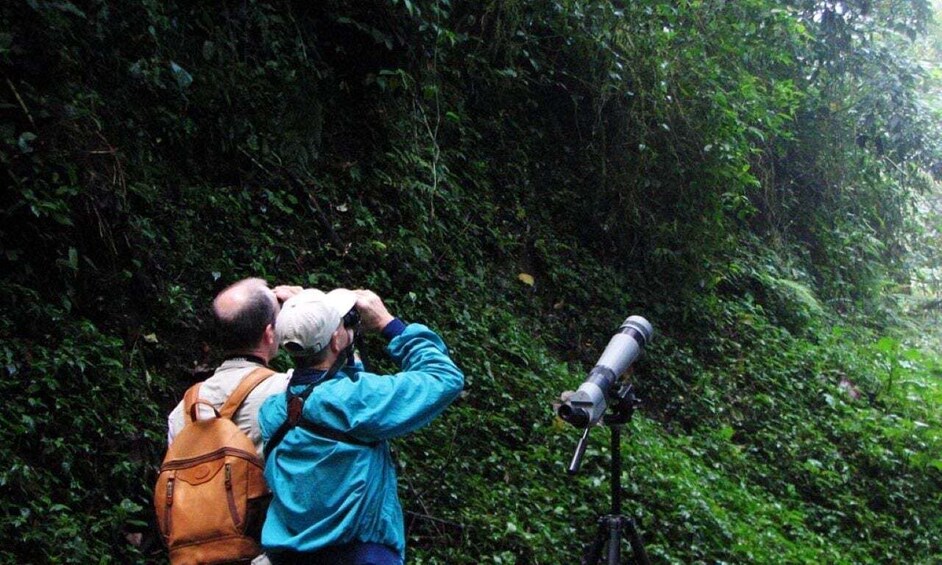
[603,382,642,425]
[566,381,642,474]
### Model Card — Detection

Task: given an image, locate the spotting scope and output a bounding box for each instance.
[556,316,652,427]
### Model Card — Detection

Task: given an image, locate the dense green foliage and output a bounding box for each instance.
[2,0,941,562]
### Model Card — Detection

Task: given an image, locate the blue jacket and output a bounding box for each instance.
[258,323,464,559]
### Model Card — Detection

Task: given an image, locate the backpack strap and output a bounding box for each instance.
[182,383,203,424]
[263,357,376,459]
[220,367,276,420]
[297,420,378,448]
[263,401,379,459]
[188,399,221,422]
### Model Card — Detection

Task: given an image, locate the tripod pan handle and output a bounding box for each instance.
[568,426,592,475]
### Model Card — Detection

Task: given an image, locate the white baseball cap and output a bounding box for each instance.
[275,288,358,356]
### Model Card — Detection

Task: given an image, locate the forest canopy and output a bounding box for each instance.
[1,0,941,563]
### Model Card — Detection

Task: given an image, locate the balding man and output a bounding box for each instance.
[167,278,300,455]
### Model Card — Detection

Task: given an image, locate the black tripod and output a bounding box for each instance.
[568,384,650,565]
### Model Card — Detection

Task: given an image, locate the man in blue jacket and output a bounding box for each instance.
[258,288,464,565]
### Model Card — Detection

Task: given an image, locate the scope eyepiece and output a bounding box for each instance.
[556,404,589,428]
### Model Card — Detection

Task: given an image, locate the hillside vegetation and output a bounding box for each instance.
[2,1,941,563]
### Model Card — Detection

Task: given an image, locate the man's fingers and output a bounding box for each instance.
[273,285,303,302]
[353,289,393,331]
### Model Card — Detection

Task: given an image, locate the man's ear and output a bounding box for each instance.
[263,323,276,345]
[329,326,347,353]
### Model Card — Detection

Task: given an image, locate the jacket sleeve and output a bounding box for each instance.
[308,323,464,441]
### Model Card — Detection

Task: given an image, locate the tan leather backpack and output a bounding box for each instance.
[154,368,274,565]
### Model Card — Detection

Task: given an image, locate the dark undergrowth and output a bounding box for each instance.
[1,1,940,563]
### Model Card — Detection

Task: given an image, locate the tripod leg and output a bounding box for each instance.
[581,519,607,565]
[606,517,622,565]
[622,518,650,565]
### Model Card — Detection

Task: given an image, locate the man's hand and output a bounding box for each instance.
[354,289,395,332]
[273,285,304,303]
